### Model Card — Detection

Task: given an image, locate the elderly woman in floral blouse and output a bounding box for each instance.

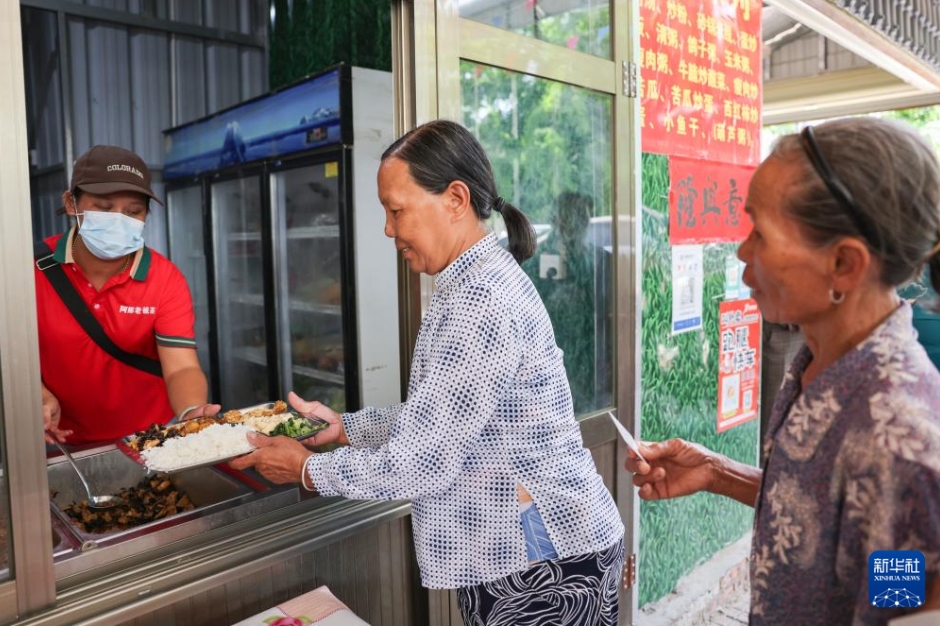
[232,120,624,626]
[629,117,940,625]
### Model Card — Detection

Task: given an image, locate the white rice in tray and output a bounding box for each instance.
[140,423,255,472]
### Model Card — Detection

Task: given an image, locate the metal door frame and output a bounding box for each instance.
[0,1,58,620]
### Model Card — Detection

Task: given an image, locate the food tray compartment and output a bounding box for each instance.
[48,448,253,543]
[50,509,80,557]
[0,507,76,577]
[220,401,329,441]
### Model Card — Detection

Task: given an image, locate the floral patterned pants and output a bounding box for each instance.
[456,536,624,626]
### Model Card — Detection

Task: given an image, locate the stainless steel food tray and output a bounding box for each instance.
[47,446,300,578]
[118,402,328,474]
[49,448,252,546]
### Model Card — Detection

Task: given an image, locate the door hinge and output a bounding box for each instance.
[623,61,638,98]
[622,552,636,589]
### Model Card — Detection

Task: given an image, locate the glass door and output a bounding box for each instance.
[433,1,636,423]
[270,157,349,413]
[167,183,213,395]
[212,174,271,408]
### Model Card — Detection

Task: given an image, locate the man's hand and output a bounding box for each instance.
[42,386,71,444]
[179,403,222,420]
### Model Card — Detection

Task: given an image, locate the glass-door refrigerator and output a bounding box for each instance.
[162,64,399,412]
[270,153,356,413]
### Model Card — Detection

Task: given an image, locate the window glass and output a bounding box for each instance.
[459,0,611,59]
[461,61,614,415]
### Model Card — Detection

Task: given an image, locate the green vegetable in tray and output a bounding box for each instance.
[270,417,318,438]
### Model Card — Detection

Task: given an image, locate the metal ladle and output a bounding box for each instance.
[52,440,119,509]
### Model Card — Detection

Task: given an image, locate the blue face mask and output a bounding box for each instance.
[77,211,145,260]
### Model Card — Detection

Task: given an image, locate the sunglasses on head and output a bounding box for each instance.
[799,126,881,252]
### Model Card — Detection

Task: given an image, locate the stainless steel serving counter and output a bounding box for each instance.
[46,445,301,580]
[14,443,417,626]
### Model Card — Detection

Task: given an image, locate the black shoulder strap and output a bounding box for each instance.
[35,240,163,378]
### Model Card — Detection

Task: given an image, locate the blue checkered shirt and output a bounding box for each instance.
[306,234,623,588]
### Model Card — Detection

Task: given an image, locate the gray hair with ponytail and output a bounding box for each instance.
[381,120,536,264]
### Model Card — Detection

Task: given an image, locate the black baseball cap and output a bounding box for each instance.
[70,145,163,205]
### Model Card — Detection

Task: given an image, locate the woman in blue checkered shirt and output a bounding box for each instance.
[232,120,625,626]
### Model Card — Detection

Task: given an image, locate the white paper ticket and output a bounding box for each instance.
[608,411,646,463]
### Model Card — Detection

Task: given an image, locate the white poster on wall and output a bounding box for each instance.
[672,244,704,334]
[724,254,746,301]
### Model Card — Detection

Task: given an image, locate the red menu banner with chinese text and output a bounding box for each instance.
[669,156,754,244]
[641,0,762,165]
[717,298,761,433]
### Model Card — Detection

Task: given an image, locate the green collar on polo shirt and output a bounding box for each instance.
[54,227,151,281]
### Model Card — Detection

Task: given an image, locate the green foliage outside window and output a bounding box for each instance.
[639,153,758,606]
[461,63,612,223]
[268,0,391,90]
[460,1,611,60]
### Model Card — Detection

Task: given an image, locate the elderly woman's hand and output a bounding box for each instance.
[229,431,313,485]
[627,438,717,501]
[286,390,349,448]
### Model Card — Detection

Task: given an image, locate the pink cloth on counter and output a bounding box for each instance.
[230,585,369,626]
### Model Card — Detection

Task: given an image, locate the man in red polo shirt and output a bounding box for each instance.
[35,145,219,444]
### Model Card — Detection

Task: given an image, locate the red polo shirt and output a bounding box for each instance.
[35,230,198,443]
